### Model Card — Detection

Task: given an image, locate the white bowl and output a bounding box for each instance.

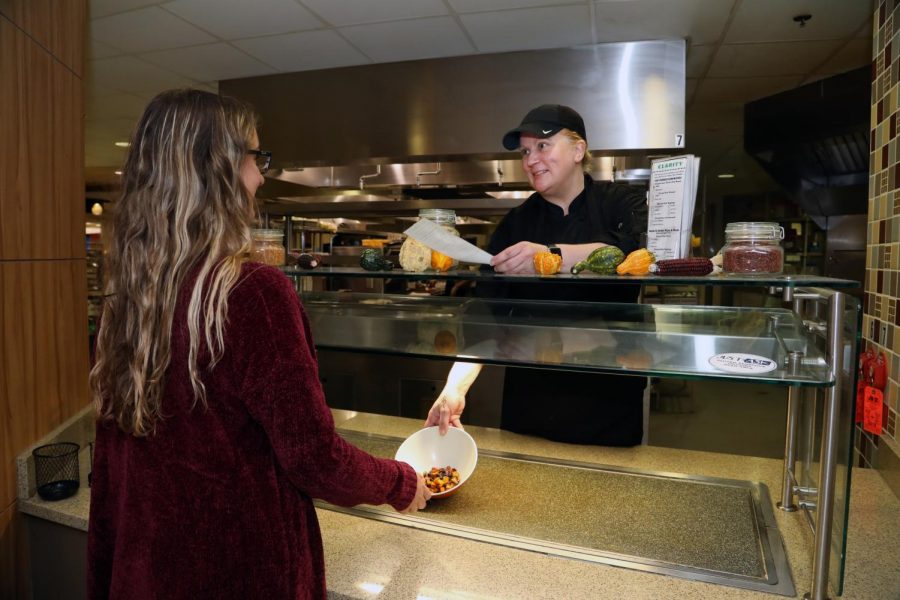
[395,427,478,498]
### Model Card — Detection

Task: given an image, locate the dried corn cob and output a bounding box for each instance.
[649,257,714,276]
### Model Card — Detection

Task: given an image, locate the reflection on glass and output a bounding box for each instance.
[299,292,832,387]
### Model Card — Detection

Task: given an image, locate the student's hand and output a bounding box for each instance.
[400,472,432,513]
[491,241,548,274]
[424,388,466,434]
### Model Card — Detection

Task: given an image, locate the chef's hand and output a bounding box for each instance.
[491,241,547,274]
[401,472,432,513]
[424,387,466,434]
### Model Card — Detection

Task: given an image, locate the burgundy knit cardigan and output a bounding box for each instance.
[87,263,417,599]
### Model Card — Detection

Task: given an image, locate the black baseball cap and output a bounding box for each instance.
[502,104,587,151]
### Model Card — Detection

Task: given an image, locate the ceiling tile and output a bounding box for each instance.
[448,0,576,12]
[460,5,591,54]
[140,43,277,81]
[91,7,217,53]
[340,17,473,63]
[693,75,802,104]
[85,117,145,164]
[685,77,699,99]
[194,81,220,93]
[88,38,124,60]
[165,0,322,39]
[234,30,369,72]
[89,56,198,94]
[300,0,448,27]
[725,0,872,43]
[85,92,150,122]
[813,38,873,75]
[708,40,844,78]
[687,44,715,77]
[686,102,744,136]
[90,0,160,19]
[593,0,733,45]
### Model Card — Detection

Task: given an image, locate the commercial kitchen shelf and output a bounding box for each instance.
[282,265,859,288]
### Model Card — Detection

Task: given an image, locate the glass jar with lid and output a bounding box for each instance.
[249,228,286,266]
[399,209,459,272]
[720,222,784,275]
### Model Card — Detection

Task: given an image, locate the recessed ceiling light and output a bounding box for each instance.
[114,141,130,147]
[717,173,735,179]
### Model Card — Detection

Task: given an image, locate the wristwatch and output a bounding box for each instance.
[547,244,562,258]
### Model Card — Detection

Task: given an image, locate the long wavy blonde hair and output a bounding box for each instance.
[90,89,258,436]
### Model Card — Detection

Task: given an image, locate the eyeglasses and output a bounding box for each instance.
[248,149,272,174]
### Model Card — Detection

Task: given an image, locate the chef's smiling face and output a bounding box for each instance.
[518,131,584,197]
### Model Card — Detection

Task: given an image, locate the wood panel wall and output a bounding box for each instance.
[0,1,88,597]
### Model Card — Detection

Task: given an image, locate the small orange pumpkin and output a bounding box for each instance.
[431,251,454,272]
[433,330,457,354]
[533,251,562,275]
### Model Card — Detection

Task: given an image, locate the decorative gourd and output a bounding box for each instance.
[533,251,562,275]
[294,253,319,269]
[616,248,655,275]
[649,257,714,276]
[431,250,454,272]
[398,237,431,272]
[433,330,457,354]
[360,248,386,271]
[615,349,653,369]
[570,246,625,275]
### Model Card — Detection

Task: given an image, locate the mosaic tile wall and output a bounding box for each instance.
[864,1,900,487]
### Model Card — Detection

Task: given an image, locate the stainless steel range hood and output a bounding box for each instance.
[222,41,684,219]
[220,40,686,167]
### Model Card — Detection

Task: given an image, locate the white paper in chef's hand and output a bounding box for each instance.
[404,219,494,265]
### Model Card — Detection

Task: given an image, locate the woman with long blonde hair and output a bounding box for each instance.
[88,89,429,600]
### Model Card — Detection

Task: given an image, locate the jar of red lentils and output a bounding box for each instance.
[721,222,784,275]
[249,228,286,266]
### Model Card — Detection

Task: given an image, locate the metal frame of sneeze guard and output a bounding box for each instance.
[778,287,854,600]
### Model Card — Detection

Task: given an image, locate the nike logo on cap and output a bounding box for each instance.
[541,129,553,134]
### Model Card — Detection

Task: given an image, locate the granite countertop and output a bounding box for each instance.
[17,407,900,599]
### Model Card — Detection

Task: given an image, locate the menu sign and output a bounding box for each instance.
[646,155,700,260]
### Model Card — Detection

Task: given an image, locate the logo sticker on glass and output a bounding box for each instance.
[709,353,777,374]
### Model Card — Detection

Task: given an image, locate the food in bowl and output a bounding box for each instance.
[395,426,478,498]
[423,466,460,494]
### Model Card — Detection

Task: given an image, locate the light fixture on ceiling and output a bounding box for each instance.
[114,170,122,175]
[793,14,812,28]
[114,141,130,147]
[717,173,735,179]
[91,202,103,216]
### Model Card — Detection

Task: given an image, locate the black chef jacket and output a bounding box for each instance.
[478,174,648,446]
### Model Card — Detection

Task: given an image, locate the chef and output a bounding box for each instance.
[425,104,648,445]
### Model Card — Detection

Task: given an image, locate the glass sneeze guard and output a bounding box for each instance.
[300,292,832,387]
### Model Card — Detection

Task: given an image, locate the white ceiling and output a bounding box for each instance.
[86,0,874,196]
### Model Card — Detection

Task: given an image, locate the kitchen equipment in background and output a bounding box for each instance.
[822,214,867,289]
